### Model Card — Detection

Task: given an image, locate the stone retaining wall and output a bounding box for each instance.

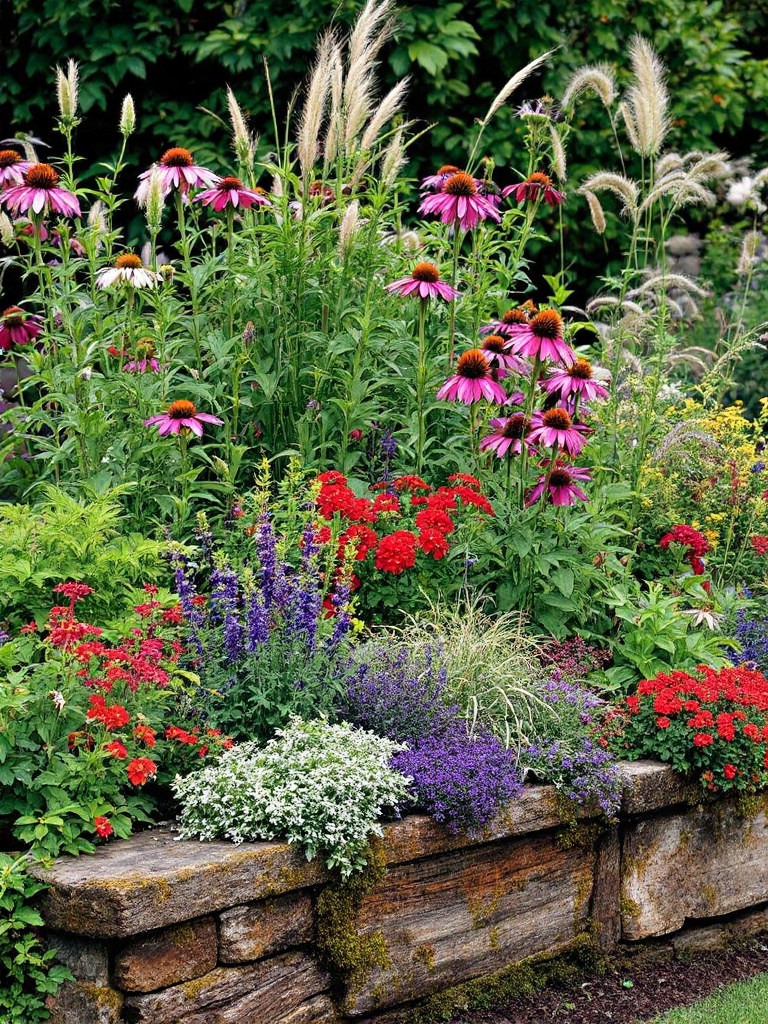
[33,761,768,1024]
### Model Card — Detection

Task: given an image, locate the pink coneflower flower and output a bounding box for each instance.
[386,261,459,301]
[144,399,223,438]
[507,309,576,365]
[529,408,589,457]
[1,163,80,218]
[543,358,610,403]
[527,462,591,507]
[97,253,160,290]
[419,171,501,232]
[480,414,533,458]
[123,338,160,373]
[479,334,529,375]
[436,349,507,405]
[0,306,41,351]
[136,147,219,199]
[480,306,532,336]
[502,172,565,207]
[420,164,463,191]
[194,176,271,211]
[0,149,32,186]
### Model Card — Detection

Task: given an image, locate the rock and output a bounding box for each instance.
[113,916,217,992]
[33,825,327,938]
[45,981,123,1024]
[219,892,314,963]
[591,824,621,950]
[123,950,333,1024]
[341,828,598,1015]
[48,933,110,985]
[621,795,768,939]
[617,761,699,816]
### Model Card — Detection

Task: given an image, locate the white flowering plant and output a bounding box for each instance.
[172,717,411,877]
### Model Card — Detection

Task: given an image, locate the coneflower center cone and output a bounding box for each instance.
[481,334,506,354]
[569,358,594,379]
[115,253,143,269]
[437,164,461,176]
[443,172,478,197]
[502,308,530,324]
[411,262,440,283]
[530,309,563,338]
[527,171,555,188]
[167,400,197,419]
[160,148,194,167]
[24,164,59,188]
[549,468,573,488]
[502,414,531,439]
[2,307,25,325]
[218,176,243,189]
[542,408,572,430]
[456,349,491,379]
[0,150,22,167]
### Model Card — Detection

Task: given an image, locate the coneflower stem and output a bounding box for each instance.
[416,296,428,474]
[175,192,202,373]
[448,221,462,363]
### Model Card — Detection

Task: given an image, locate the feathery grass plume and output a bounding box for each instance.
[0,212,13,247]
[639,175,715,213]
[587,296,645,316]
[625,36,670,157]
[324,42,345,164]
[684,152,729,181]
[651,422,721,461]
[482,49,556,126]
[549,125,567,182]
[140,168,165,234]
[360,78,409,151]
[338,200,361,257]
[667,348,712,376]
[380,126,407,190]
[628,273,707,299]
[738,230,762,277]
[56,59,79,122]
[655,153,683,177]
[87,200,107,236]
[297,28,336,181]
[271,172,283,198]
[227,87,256,166]
[578,172,639,217]
[343,0,396,153]
[560,63,616,110]
[119,94,136,137]
[583,190,606,234]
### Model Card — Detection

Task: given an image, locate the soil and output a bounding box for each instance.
[448,938,768,1024]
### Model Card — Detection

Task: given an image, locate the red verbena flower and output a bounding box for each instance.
[104,741,128,759]
[418,528,450,560]
[94,816,113,838]
[375,531,417,574]
[127,757,158,786]
[751,535,768,555]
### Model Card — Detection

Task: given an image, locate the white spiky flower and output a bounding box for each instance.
[119,94,136,137]
[339,200,361,256]
[624,37,670,157]
[297,29,336,179]
[227,87,256,166]
[56,59,79,123]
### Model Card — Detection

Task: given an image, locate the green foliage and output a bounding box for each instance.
[0,854,72,1024]
[0,486,170,629]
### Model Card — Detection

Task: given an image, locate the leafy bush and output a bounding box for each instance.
[613,665,768,794]
[173,717,411,876]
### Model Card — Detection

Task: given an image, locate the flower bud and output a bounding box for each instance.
[120,94,136,137]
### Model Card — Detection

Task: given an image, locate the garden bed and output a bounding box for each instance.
[37,761,768,1024]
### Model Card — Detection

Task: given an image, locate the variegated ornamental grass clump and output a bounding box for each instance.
[172,717,411,877]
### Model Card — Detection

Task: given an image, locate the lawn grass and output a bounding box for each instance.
[651,972,768,1023]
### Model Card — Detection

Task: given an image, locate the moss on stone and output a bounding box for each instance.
[620,894,641,922]
[556,820,604,851]
[413,944,436,971]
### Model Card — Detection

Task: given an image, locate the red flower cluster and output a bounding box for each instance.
[87,695,130,730]
[751,535,768,556]
[127,757,157,786]
[659,524,710,575]
[617,665,768,793]
[314,471,493,579]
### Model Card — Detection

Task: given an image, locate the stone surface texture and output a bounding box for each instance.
[36,763,768,1024]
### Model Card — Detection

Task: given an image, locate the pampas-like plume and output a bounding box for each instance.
[587,296,646,316]
[360,78,409,151]
[628,273,707,298]
[380,127,407,190]
[0,211,14,247]
[56,59,79,122]
[343,0,396,152]
[578,172,639,216]
[227,87,257,166]
[561,63,616,110]
[617,100,640,152]
[297,29,336,180]
[549,125,567,182]
[639,175,715,213]
[583,190,606,234]
[119,94,136,137]
[482,49,556,125]
[324,43,345,163]
[338,200,361,257]
[738,230,762,277]
[625,37,670,157]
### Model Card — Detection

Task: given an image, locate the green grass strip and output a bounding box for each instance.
[652,972,768,1023]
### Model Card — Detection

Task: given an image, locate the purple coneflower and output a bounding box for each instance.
[529,408,589,457]
[96,253,159,290]
[543,358,610,404]
[528,462,591,506]
[0,149,32,186]
[503,172,565,207]
[419,172,501,232]
[194,176,271,211]
[436,349,507,405]
[1,163,81,218]
[507,309,576,365]
[136,147,219,199]
[0,306,41,351]
[386,261,459,301]
[480,414,533,458]
[420,164,463,191]
[144,399,223,438]
[479,334,529,375]
[480,306,532,336]
[123,338,160,373]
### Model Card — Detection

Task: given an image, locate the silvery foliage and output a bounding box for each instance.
[173,717,411,876]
